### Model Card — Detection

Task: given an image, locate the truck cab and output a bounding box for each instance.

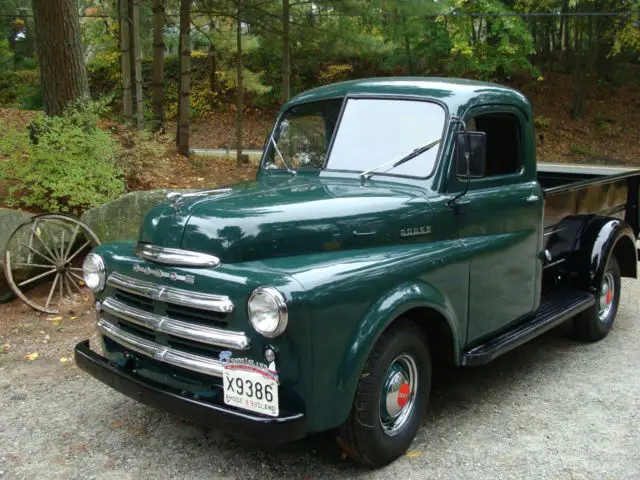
[75,78,639,467]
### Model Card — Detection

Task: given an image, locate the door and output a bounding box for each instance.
[454,108,543,344]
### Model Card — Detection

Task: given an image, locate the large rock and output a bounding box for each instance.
[80,189,175,243]
[0,208,32,302]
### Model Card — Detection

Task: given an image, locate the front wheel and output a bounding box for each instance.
[573,254,621,342]
[336,319,431,467]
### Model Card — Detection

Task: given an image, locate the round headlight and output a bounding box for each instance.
[82,253,106,292]
[248,286,288,338]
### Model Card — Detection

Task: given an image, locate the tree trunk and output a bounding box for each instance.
[563,0,571,62]
[132,0,143,129]
[176,0,191,156]
[208,45,217,92]
[281,0,291,102]
[404,34,414,75]
[152,0,165,131]
[32,0,89,116]
[571,16,586,118]
[236,0,244,167]
[119,0,133,122]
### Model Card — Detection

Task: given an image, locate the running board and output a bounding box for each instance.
[462,290,595,366]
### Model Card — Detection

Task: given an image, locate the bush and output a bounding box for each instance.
[0,98,124,214]
[0,69,42,108]
[116,130,171,190]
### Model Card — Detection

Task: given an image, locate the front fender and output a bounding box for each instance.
[325,280,461,429]
[581,218,637,289]
[337,281,461,392]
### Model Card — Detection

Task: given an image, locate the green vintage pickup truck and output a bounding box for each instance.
[75,78,640,467]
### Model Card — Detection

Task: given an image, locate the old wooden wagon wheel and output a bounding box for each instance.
[3,214,101,314]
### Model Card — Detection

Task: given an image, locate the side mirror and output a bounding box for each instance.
[456,131,486,178]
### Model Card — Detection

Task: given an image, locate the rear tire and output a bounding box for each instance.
[573,254,621,342]
[336,319,431,467]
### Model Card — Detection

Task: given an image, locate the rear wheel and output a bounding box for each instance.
[573,254,621,342]
[336,319,431,467]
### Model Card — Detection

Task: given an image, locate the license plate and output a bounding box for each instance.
[223,365,279,417]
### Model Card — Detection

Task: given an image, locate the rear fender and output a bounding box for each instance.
[581,218,637,290]
[333,281,460,422]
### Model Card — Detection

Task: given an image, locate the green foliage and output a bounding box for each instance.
[116,130,170,190]
[534,115,551,129]
[569,144,601,157]
[0,98,124,214]
[0,69,41,109]
[0,38,14,71]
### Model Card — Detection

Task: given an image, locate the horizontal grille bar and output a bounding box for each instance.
[107,272,234,313]
[102,297,250,350]
[98,318,224,377]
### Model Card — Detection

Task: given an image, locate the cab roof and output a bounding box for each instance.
[285,77,531,118]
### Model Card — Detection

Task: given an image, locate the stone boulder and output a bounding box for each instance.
[0,208,32,302]
[80,189,174,243]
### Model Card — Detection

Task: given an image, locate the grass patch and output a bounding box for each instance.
[569,144,602,157]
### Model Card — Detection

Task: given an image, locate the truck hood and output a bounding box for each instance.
[139,175,435,263]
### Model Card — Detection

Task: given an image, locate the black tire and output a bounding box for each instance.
[573,254,621,342]
[336,319,431,467]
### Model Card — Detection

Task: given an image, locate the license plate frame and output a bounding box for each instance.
[223,364,279,417]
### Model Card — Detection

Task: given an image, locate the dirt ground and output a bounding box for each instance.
[0,276,639,479]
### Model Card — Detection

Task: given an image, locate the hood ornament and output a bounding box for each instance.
[166,188,233,205]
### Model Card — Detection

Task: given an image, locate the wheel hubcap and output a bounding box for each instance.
[379,354,418,436]
[598,272,615,322]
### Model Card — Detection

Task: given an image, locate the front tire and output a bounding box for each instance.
[573,254,621,342]
[336,319,431,467]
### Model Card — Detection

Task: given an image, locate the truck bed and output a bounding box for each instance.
[538,163,640,238]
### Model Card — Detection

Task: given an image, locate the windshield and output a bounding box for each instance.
[263,99,342,170]
[263,97,446,178]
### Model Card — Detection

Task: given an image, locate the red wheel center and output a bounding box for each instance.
[606,288,612,305]
[397,383,410,408]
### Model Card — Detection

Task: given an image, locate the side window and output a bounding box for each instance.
[469,112,522,177]
[277,114,327,168]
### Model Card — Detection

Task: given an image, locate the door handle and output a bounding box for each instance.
[526,194,539,203]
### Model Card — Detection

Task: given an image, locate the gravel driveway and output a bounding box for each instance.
[1,276,639,479]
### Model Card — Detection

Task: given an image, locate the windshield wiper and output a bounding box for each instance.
[269,134,296,176]
[359,138,441,185]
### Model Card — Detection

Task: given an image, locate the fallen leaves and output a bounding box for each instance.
[24,352,39,361]
[109,420,125,430]
[405,450,423,458]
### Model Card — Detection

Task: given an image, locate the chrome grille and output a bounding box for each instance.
[100,273,249,377]
[107,272,234,313]
[101,297,250,350]
[98,318,225,377]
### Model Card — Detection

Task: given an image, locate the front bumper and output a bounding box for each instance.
[74,340,306,443]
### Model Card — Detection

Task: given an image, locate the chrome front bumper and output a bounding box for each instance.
[75,340,306,443]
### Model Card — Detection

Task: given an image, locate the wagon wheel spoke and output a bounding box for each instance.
[59,230,65,263]
[17,268,57,288]
[20,242,57,265]
[68,270,86,284]
[45,273,61,310]
[59,269,64,304]
[14,263,56,269]
[65,272,83,293]
[30,224,60,263]
[66,240,91,264]
[63,274,74,298]
[64,224,80,261]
